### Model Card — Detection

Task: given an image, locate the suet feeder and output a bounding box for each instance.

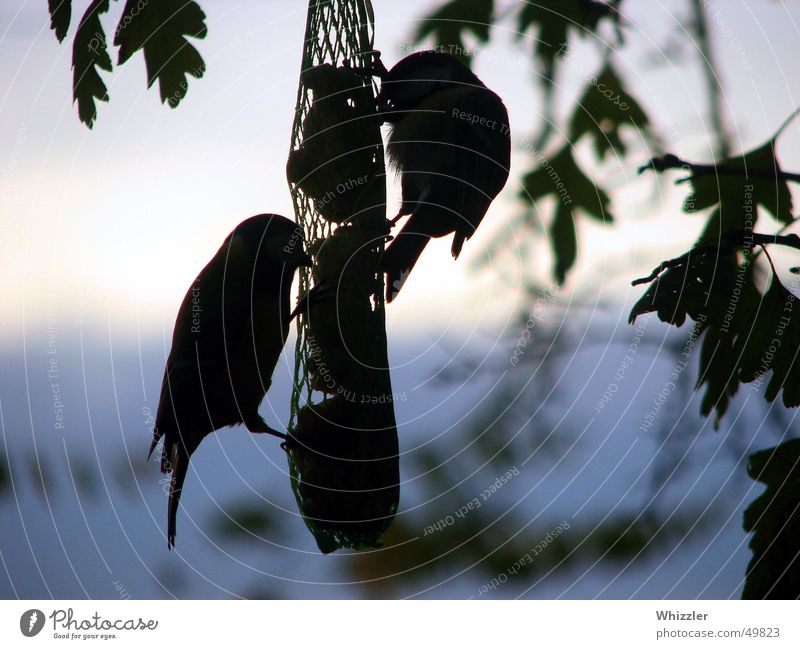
[285,0,398,552]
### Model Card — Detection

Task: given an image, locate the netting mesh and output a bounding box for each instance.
[287,0,385,430]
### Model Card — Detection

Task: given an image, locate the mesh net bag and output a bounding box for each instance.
[285,0,399,553]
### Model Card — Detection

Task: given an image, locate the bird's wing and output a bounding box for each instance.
[153,235,256,447]
[449,86,511,252]
[388,86,510,249]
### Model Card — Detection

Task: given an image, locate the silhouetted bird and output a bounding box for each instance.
[377,51,511,301]
[149,214,311,548]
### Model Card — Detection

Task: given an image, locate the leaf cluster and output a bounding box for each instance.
[633,115,800,423]
[743,439,800,599]
[48,0,207,127]
[415,1,649,285]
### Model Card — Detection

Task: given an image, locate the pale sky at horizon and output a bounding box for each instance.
[3,0,800,345]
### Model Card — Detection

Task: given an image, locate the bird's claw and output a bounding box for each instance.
[343,49,388,78]
[290,283,332,320]
[383,212,405,234]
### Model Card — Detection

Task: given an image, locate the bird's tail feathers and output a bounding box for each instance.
[147,430,162,463]
[381,231,430,302]
[166,445,190,550]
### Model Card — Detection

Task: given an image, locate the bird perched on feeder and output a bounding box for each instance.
[149,214,311,549]
[375,51,511,301]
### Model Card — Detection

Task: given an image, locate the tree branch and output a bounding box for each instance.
[631,229,800,286]
[638,154,800,184]
[690,0,732,157]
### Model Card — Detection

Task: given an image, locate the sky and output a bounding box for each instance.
[2,0,800,599]
[2,0,800,343]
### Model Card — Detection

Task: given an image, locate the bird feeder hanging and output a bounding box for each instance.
[285,0,399,553]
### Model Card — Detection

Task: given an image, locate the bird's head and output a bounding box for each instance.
[376,51,482,123]
[231,214,312,269]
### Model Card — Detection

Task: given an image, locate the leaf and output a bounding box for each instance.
[550,201,576,285]
[48,0,72,42]
[696,321,740,423]
[516,0,614,76]
[568,63,650,159]
[114,0,207,107]
[631,244,800,422]
[214,505,274,539]
[414,0,494,65]
[743,439,800,599]
[521,146,613,284]
[71,0,112,128]
[740,276,800,407]
[0,451,9,495]
[683,139,794,238]
[628,252,738,328]
[693,261,758,425]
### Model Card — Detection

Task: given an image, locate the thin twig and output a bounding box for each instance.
[690,0,732,157]
[638,154,800,184]
[631,229,800,286]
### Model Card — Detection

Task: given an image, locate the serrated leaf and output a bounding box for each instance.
[568,63,650,159]
[522,146,613,221]
[694,261,759,425]
[684,139,794,237]
[48,0,72,42]
[743,438,800,599]
[114,0,207,107]
[521,146,612,284]
[628,253,736,328]
[414,0,493,65]
[632,243,800,423]
[516,0,613,76]
[741,276,800,407]
[71,0,112,128]
[696,323,739,424]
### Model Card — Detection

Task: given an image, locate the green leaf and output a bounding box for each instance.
[71,0,112,128]
[521,146,613,284]
[693,261,759,425]
[0,451,9,495]
[48,0,72,43]
[114,0,207,107]
[631,245,800,423]
[738,276,800,407]
[743,439,800,599]
[214,505,274,539]
[414,0,493,65]
[521,146,613,221]
[696,321,740,423]
[516,0,613,76]
[628,252,739,328]
[684,139,794,238]
[568,63,650,159]
[550,201,576,285]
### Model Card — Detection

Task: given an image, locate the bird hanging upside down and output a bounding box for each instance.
[374,51,511,301]
[149,214,311,549]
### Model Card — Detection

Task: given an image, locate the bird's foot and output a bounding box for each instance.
[290,283,332,320]
[343,49,388,79]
